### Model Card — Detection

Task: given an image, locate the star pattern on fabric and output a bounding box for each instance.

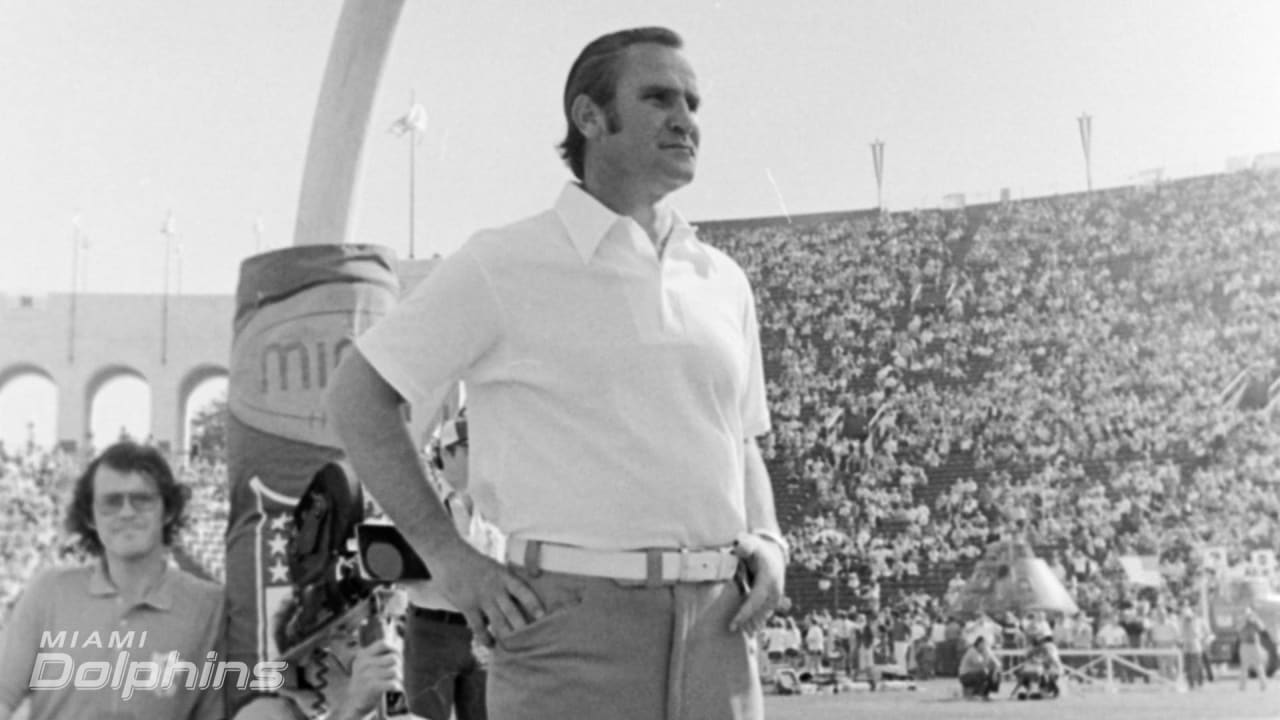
[268,534,289,557]
[268,558,290,583]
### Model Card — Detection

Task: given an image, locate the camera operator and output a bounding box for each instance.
[957,635,1001,700]
[233,592,415,720]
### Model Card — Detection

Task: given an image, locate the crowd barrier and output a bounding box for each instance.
[995,648,1186,693]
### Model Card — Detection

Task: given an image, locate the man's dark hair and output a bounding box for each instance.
[557,26,683,181]
[65,441,190,556]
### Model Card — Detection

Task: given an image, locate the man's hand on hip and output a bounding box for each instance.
[728,533,786,635]
[433,539,546,646]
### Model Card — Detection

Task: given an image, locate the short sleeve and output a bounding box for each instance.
[356,244,504,415]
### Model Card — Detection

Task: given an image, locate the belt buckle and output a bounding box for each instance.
[677,548,720,583]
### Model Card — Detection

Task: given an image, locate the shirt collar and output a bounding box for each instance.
[88,557,177,611]
[554,183,699,263]
[665,209,699,256]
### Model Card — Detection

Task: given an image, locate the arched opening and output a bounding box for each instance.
[88,370,150,453]
[0,366,57,454]
[181,370,228,464]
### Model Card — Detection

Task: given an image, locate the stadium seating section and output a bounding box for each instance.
[3,168,1279,630]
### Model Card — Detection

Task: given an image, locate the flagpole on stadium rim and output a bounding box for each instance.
[67,214,82,364]
[1077,113,1093,193]
[871,139,885,212]
[160,212,176,365]
[409,91,417,259]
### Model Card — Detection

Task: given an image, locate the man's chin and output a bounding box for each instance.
[658,168,695,192]
[672,158,696,178]
[106,542,160,561]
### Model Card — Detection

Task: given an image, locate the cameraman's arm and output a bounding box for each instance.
[328,641,401,720]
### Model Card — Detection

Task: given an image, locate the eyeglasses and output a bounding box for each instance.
[94,491,162,514]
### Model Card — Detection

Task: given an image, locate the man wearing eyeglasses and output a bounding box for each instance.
[0,441,225,720]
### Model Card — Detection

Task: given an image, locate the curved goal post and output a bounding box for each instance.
[223,2,405,713]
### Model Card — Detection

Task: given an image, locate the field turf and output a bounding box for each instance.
[764,677,1277,720]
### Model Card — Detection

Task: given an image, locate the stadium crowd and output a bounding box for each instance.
[1,169,1279,685]
[700,167,1280,620]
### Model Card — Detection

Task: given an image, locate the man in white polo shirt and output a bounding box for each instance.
[327,25,786,720]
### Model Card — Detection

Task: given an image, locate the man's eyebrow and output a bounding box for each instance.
[639,84,700,107]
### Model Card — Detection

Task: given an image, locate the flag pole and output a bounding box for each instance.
[67,215,82,364]
[161,212,175,365]
[391,94,428,259]
[1077,113,1093,192]
[870,139,885,211]
[409,90,417,259]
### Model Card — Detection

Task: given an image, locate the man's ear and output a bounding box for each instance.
[570,94,606,140]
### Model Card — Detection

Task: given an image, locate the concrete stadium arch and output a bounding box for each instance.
[177,364,229,454]
[0,364,58,449]
[0,362,55,391]
[0,292,234,454]
[84,363,149,447]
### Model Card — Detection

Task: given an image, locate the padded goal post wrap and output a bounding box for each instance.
[223,244,398,712]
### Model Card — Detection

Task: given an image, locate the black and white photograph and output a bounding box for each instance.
[1,1,1279,718]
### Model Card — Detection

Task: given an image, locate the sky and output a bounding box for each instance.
[1,0,1279,447]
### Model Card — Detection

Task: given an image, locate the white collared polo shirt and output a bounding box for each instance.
[358,183,771,550]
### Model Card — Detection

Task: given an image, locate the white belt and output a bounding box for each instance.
[506,538,740,584]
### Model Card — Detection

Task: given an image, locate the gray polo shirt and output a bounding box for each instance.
[0,560,225,720]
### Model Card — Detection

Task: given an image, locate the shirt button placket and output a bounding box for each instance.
[659,275,675,334]
[658,260,685,336]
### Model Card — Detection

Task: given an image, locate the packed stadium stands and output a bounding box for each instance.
[3,168,1279,660]
[700,167,1280,618]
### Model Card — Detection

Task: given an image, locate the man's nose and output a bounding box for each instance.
[668,103,697,140]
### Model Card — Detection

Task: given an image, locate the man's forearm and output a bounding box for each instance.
[327,349,462,562]
[743,439,783,541]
